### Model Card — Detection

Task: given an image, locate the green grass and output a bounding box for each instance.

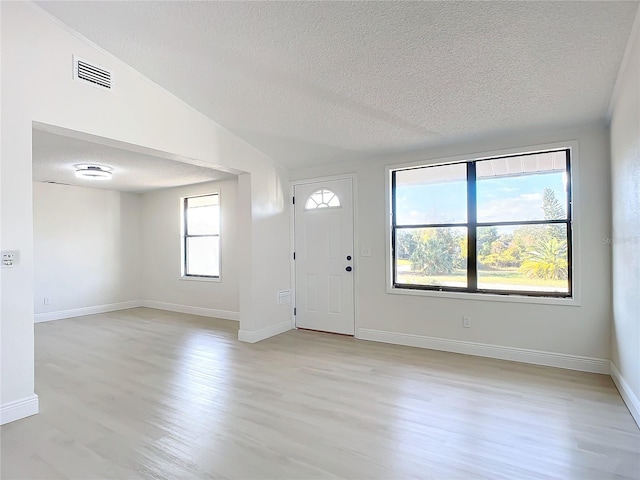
[397,267,567,289]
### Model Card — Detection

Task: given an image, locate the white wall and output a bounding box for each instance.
[33,178,240,321]
[291,124,612,365]
[610,13,640,424]
[33,182,141,316]
[1,2,290,422]
[140,179,239,317]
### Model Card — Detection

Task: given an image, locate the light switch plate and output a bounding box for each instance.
[1,250,19,268]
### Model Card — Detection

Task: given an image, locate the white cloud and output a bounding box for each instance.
[478,194,543,222]
[520,193,543,201]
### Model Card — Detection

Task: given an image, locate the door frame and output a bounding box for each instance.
[290,173,359,335]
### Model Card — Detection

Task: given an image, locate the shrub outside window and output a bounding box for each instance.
[391,149,572,297]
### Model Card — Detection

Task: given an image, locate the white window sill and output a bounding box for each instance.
[386,285,580,306]
[180,276,221,283]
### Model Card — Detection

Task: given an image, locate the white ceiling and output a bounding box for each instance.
[32,130,234,193]
[36,1,639,170]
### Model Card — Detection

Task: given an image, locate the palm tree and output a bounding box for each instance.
[519,237,568,280]
[409,228,463,275]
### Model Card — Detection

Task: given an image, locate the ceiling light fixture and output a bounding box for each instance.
[75,164,112,180]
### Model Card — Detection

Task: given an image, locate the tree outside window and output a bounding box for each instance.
[392,149,572,297]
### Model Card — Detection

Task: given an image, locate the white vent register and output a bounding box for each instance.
[277,290,291,305]
[73,55,112,91]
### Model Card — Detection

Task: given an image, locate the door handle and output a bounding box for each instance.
[345,266,352,272]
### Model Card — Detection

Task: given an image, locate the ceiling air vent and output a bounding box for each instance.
[73,55,112,91]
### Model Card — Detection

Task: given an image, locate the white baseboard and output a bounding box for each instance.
[34,300,239,323]
[0,394,39,425]
[238,321,292,343]
[141,300,239,321]
[34,300,142,323]
[357,328,610,374]
[610,362,640,428]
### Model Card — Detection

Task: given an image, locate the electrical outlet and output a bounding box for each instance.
[463,316,471,328]
[44,297,51,305]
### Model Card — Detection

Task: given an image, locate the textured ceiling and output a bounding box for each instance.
[32,130,234,193]
[36,1,639,169]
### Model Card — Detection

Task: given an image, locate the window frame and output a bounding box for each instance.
[181,192,221,281]
[386,142,580,305]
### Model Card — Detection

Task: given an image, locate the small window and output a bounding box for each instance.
[305,189,341,210]
[391,149,572,298]
[182,193,220,278]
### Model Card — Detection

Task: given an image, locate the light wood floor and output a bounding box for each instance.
[1,308,638,479]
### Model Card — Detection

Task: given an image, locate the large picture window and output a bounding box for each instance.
[182,193,220,278]
[391,149,572,297]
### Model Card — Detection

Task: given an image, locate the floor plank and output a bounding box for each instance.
[1,307,638,479]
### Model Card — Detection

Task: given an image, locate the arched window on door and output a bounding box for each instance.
[305,189,341,210]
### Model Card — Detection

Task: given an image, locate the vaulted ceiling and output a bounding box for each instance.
[36,1,639,169]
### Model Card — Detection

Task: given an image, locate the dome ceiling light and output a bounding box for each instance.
[75,164,112,180]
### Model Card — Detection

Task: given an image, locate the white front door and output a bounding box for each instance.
[294,178,354,335]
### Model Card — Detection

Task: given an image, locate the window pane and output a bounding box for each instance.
[477,225,569,294]
[186,198,219,235]
[305,189,341,210]
[187,194,218,208]
[394,227,467,288]
[476,152,568,223]
[395,164,467,225]
[186,236,219,277]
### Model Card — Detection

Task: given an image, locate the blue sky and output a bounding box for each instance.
[396,172,567,226]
